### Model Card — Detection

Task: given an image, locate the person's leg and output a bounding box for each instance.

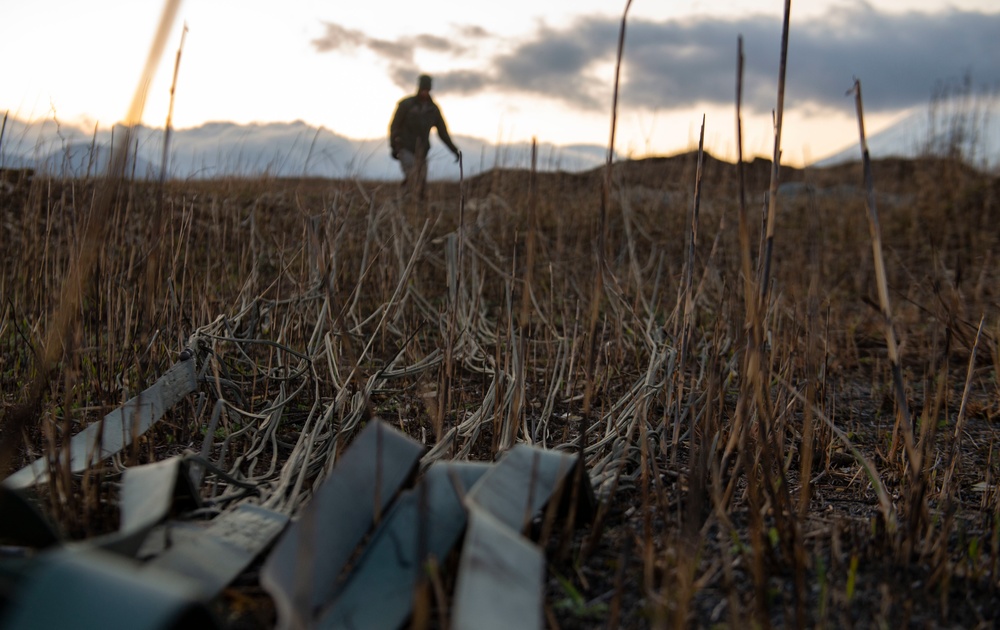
[397,150,417,191]
[415,152,428,200]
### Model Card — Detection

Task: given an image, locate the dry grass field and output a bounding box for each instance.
[1,147,999,627]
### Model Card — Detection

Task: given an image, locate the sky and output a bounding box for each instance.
[2,0,998,167]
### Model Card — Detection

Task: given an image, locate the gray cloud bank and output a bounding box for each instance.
[314,3,1000,115]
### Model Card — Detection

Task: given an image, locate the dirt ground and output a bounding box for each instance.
[2,154,1000,628]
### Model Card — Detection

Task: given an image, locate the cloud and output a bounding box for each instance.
[315,5,1000,116]
[413,34,454,52]
[367,38,414,62]
[759,3,1000,112]
[415,69,488,94]
[312,22,468,65]
[491,28,611,110]
[313,23,473,92]
[311,22,367,53]
[388,65,421,91]
[452,24,491,40]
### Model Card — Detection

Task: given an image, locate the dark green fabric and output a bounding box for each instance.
[389,95,459,158]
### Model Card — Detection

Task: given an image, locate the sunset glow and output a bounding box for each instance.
[2,0,997,167]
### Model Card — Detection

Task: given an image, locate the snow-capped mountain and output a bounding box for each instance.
[0,117,608,181]
[814,95,1000,170]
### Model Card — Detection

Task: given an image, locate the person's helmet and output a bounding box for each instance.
[418,74,432,91]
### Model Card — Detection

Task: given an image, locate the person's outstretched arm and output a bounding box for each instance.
[434,107,460,158]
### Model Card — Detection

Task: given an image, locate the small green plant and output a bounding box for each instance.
[768,526,780,549]
[552,572,608,620]
[817,554,829,625]
[846,554,859,603]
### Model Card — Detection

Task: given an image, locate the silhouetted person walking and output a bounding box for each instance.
[389,74,460,199]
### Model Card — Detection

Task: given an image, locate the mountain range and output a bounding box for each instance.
[816,95,999,169]
[0,117,609,181]
[1,96,996,180]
